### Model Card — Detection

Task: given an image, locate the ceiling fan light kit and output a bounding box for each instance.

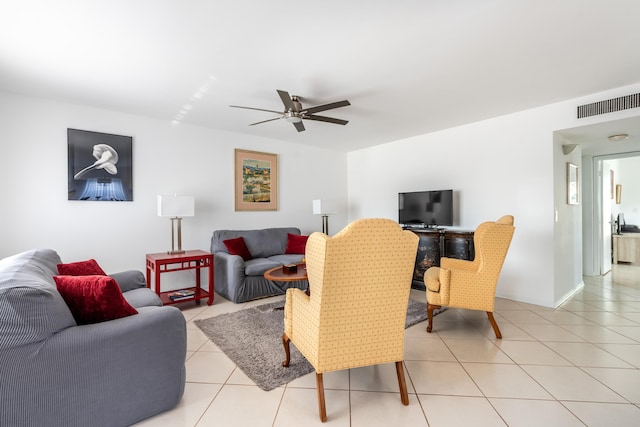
[231,90,350,132]
[284,112,302,123]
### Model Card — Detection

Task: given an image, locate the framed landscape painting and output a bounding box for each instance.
[67,128,133,201]
[234,149,278,211]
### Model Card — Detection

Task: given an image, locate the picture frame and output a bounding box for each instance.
[67,128,133,201]
[567,162,579,205]
[234,149,278,211]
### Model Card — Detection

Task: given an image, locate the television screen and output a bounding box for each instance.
[398,190,453,227]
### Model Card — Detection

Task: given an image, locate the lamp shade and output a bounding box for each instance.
[312,199,335,215]
[157,195,195,217]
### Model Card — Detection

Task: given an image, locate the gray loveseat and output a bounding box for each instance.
[211,227,308,303]
[0,249,186,427]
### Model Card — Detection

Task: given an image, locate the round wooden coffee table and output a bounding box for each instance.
[263,263,308,282]
[264,264,309,306]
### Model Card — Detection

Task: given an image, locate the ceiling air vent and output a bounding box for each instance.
[577,93,640,119]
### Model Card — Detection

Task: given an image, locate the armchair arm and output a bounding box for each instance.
[1,306,186,427]
[440,257,477,271]
[447,268,495,311]
[427,259,477,307]
[424,267,448,292]
[425,267,451,306]
[284,288,320,368]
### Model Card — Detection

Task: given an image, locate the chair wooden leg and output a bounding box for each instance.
[395,361,409,405]
[426,303,440,333]
[282,333,291,367]
[316,372,327,422]
[487,312,502,339]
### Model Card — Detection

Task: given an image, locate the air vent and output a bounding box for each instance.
[577,93,640,118]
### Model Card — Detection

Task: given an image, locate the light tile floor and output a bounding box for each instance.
[135,264,640,426]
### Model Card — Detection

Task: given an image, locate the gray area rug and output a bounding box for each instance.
[194,298,440,391]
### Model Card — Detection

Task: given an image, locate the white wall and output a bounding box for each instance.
[613,157,640,225]
[553,136,583,304]
[348,83,640,307]
[0,92,349,284]
[348,109,556,306]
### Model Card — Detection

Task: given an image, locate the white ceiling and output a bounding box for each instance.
[2,0,640,152]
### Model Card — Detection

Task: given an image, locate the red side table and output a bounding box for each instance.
[145,250,214,306]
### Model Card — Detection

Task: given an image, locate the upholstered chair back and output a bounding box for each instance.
[285,218,419,373]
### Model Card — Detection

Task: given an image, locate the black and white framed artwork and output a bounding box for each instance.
[67,128,133,201]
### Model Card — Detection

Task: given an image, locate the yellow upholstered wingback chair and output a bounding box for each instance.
[282,218,419,422]
[424,215,515,339]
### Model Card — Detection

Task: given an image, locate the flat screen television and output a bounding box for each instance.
[398,189,453,227]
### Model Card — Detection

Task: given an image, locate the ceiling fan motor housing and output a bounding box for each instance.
[291,96,302,112]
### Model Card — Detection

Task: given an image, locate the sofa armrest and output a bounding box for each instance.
[0,306,186,427]
[213,252,247,301]
[109,269,146,293]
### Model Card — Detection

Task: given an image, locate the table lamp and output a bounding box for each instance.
[157,195,195,254]
[312,199,335,235]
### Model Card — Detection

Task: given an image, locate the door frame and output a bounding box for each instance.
[592,152,640,275]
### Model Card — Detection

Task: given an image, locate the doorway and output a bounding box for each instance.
[592,153,640,276]
[556,115,640,278]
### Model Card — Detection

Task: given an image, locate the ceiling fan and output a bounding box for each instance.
[230,90,350,132]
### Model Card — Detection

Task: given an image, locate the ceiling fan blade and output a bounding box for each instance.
[293,121,305,132]
[277,90,297,111]
[304,115,349,125]
[230,105,283,114]
[249,117,283,126]
[302,100,350,115]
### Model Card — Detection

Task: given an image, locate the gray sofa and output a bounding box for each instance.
[211,227,308,303]
[0,249,186,427]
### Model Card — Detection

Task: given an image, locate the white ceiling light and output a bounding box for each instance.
[285,111,302,123]
[608,133,629,142]
[562,144,579,155]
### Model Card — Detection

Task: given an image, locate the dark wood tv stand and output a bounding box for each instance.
[406,228,475,290]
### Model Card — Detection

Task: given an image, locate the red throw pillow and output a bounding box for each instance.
[57,259,107,276]
[223,237,253,261]
[285,233,309,254]
[53,275,138,325]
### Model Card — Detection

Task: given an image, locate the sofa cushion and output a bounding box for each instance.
[223,237,253,261]
[244,258,282,276]
[54,275,138,325]
[57,258,107,276]
[268,254,305,266]
[285,233,309,254]
[212,227,301,259]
